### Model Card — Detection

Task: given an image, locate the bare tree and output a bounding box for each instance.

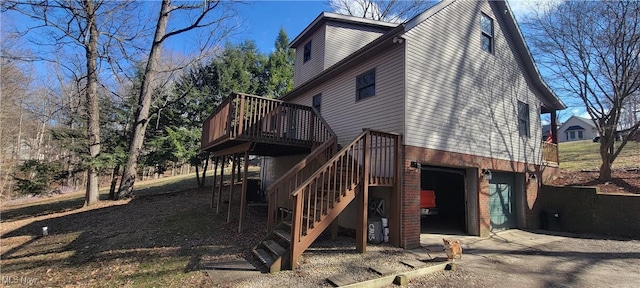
[117,0,236,198]
[525,0,640,180]
[3,0,144,205]
[0,35,32,197]
[328,0,436,23]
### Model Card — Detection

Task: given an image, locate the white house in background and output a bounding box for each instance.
[558,116,598,142]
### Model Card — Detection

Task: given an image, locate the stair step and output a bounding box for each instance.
[274,229,291,243]
[264,239,287,257]
[253,248,275,267]
[283,220,310,235]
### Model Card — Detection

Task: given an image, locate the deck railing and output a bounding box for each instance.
[201,93,334,150]
[542,141,559,164]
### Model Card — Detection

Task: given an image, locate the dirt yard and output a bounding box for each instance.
[548,170,640,194]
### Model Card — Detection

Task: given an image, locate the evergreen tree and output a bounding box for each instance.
[266,28,295,98]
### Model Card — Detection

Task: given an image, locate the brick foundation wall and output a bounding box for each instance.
[401,145,557,248]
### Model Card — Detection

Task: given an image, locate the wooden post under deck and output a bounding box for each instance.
[211,156,219,209]
[356,131,370,253]
[227,154,236,223]
[239,150,249,232]
[216,156,225,214]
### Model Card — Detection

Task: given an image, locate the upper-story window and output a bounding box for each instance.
[304,40,312,63]
[481,13,493,53]
[356,69,376,101]
[312,94,322,112]
[518,101,530,137]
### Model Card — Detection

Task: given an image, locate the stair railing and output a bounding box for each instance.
[266,107,337,231]
[288,129,401,269]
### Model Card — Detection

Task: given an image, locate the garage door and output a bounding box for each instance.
[489,172,516,231]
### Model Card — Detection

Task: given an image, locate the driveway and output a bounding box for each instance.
[411,230,640,287]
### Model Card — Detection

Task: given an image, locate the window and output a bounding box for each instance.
[356,69,376,101]
[578,131,584,139]
[312,94,321,113]
[481,13,493,53]
[303,41,312,63]
[569,131,576,139]
[517,101,530,137]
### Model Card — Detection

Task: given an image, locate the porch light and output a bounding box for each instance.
[481,169,492,181]
[410,161,421,169]
[528,172,537,181]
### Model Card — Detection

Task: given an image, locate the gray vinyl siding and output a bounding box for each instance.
[403,0,543,165]
[260,155,306,195]
[289,45,405,146]
[324,21,387,69]
[293,25,326,88]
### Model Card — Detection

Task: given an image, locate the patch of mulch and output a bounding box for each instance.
[548,170,640,195]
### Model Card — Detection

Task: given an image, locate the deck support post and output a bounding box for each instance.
[390,135,402,247]
[227,154,236,223]
[356,130,370,253]
[550,111,558,144]
[216,156,225,214]
[211,156,219,209]
[239,150,249,232]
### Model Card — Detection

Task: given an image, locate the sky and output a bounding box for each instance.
[3,0,577,121]
[230,0,543,53]
[231,1,331,54]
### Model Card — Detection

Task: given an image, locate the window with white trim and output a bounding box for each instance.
[481,13,494,53]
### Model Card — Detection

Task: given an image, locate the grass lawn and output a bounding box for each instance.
[559,140,640,171]
[1,167,263,287]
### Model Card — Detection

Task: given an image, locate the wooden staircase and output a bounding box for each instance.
[252,129,401,272]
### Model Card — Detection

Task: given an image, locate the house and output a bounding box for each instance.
[201,0,565,272]
[558,116,598,142]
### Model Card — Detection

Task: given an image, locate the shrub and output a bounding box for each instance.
[13,160,68,196]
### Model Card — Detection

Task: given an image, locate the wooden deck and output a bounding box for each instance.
[201,93,333,156]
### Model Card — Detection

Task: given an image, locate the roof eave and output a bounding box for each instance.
[289,12,398,48]
[282,24,406,101]
[494,0,567,111]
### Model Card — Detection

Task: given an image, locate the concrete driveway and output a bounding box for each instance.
[412,230,640,287]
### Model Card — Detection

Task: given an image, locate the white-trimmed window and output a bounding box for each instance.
[481,13,494,53]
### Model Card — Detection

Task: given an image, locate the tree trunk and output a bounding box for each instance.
[117,0,171,199]
[195,164,201,187]
[108,164,120,200]
[199,157,209,188]
[236,156,241,182]
[598,136,613,181]
[84,0,101,206]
